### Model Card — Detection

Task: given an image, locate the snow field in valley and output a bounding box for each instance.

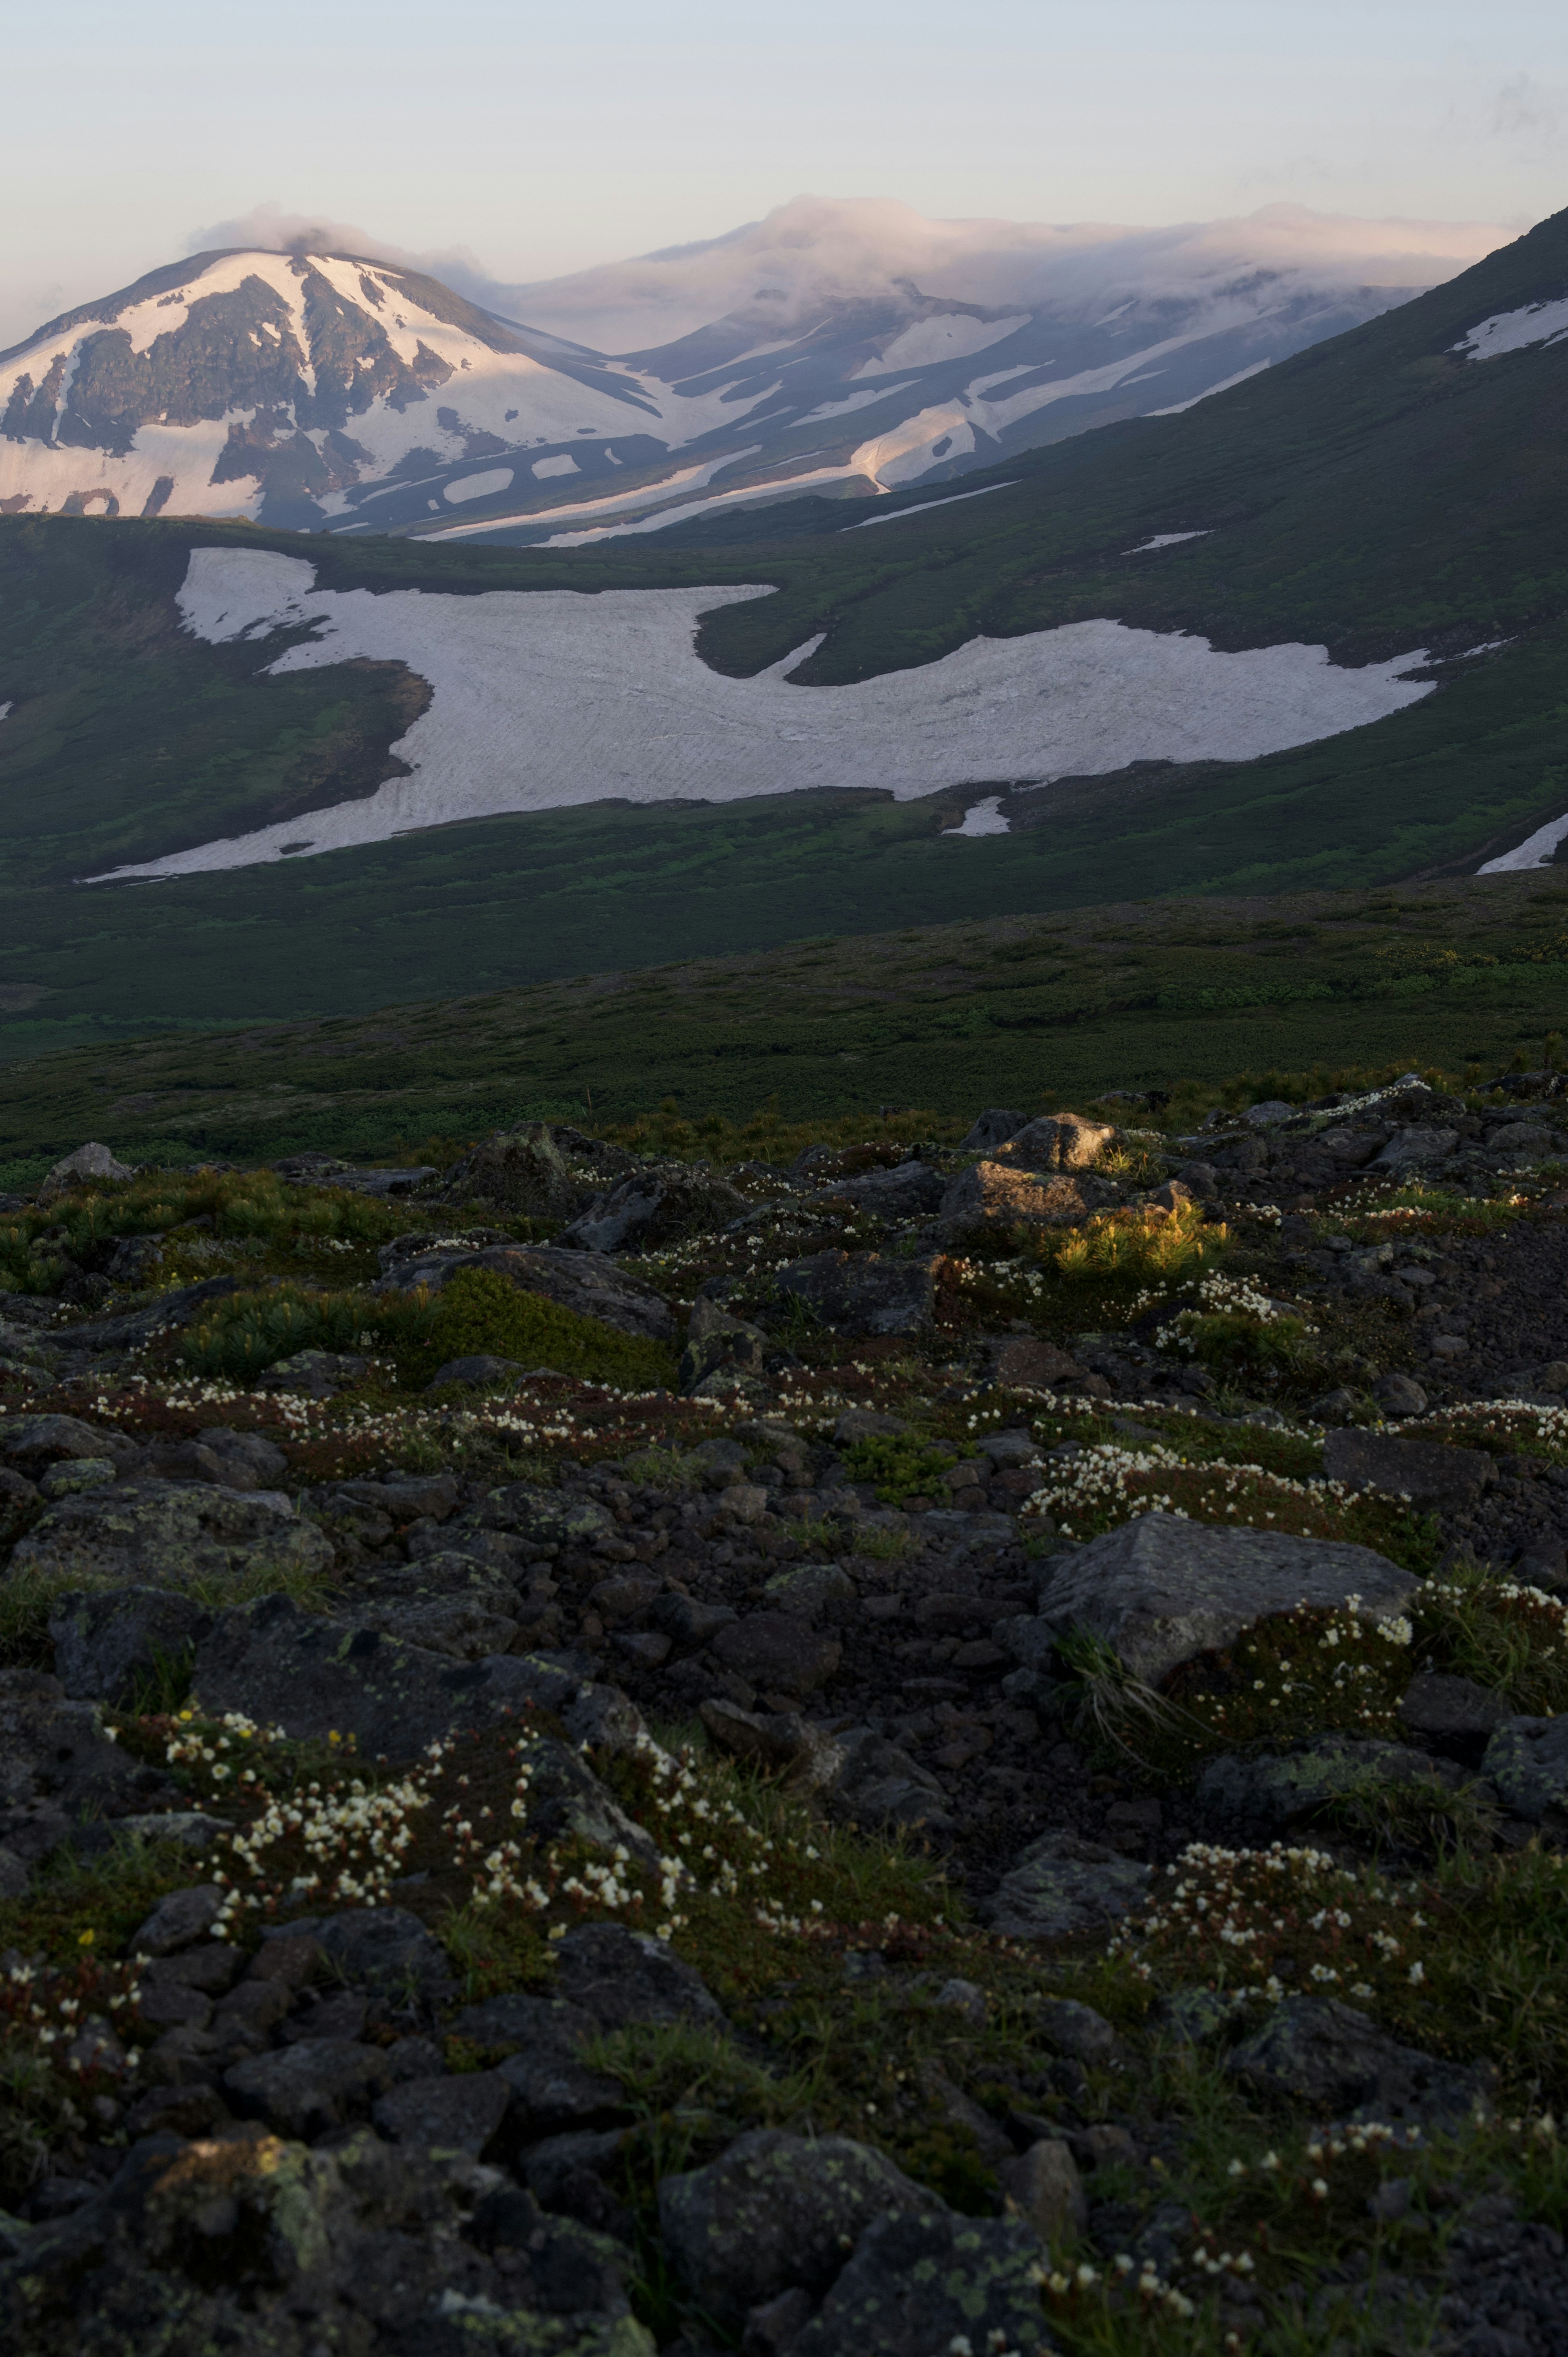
[84,549,1433,884]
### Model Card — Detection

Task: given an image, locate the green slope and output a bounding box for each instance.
[1,206,1566,1057]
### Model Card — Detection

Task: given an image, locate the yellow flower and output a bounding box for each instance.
[328,1730,341,1745]
[78,1929,95,1947]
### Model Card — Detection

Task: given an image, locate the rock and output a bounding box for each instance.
[1373,1126,1460,1171]
[1322,1428,1494,1508]
[0,1667,154,1855]
[1196,1734,1459,1834]
[762,1563,855,1619]
[373,1240,675,1344]
[653,1593,737,1647]
[1481,1715,1568,1820]
[497,2043,629,2137]
[424,1354,529,1391]
[832,1409,908,1443]
[699,1700,848,1790]
[985,1831,1151,1939]
[1037,1998,1118,2064]
[441,1124,601,1217]
[998,2138,1087,2246]
[1399,1673,1510,1740]
[977,1431,1041,1467]
[939,1162,1118,1238]
[711,1614,842,1695]
[552,1922,727,2033]
[993,1113,1116,1172]
[0,1414,140,1470]
[960,1109,1029,1151]
[43,1276,249,1358]
[129,1883,224,1956]
[775,1251,943,1337]
[189,1592,589,1758]
[328,1473,461,1523]
[825,1730,954,1832]
[932,1978,987,2025]
[789,2207,1051,2357]
[679,1298,784,1394]
[9,1481,333,1596]
[519,1738,661,1866]
[1174,1159,1220,1198]
[256,1349,368,1397]
[38,1142,134,1199]
[312,1907,455,1995]
[372,2070,511,2156]
[976,1336,1087,1390]
[475,1482,619,1550]
[1242,1100,1296,1127]
[810,1162,947,1219]
[50,1588,215,1702]
[345,1590,521,1661]
[221,2038,397,2139]
[39,1459,115,1501]
[1028,1511,1419,1685]
[1372,1373,1428,1417]
[559,1164,749,1255]
[1227,1997,1493,2128]
[657,2127,933,2328]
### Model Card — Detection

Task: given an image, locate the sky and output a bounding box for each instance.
[1,0,1564,352]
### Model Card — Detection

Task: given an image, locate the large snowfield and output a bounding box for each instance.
[85,548,1434,883]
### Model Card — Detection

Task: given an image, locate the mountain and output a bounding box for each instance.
[0,200,1500,539]
[0,203,1566,1075]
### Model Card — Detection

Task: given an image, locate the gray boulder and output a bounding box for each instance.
[1196,1733,1460,1834]
[825,1730,954,1832]
[996,1113,1116,1171]
[698,1700,847,1791]
[657,2128,932,2328]
[552,1922,727,2033]
[1227,1997,1492,2128]
[0,1414,141,1471]
[372,1240,675,1344]
[9,1480,332,1596]
[39,1141,135,1197]
[1373,1126,1460,1171]
[985,1830,1151,1939]
[223,2038,399,2140]
[1399,1672,1510,1741]
[50,1586,216,1702]
[939,1162,1118,1239]
[775,1251,943,1336]
[1028,1511,1418,1685]
[810,1162,947,1220]
[790,2208,1051,2357]
[959,1109,1029,1151]
[473,1482,620,1550]
[559,1164,748,1255]
[372,2070,511,2156]
[0,1668,148,1871]
[45,1276,248,1358]
[1481,1715,1568,1819]
[310,1906,456,1995]
[440,1123,601,1217]
[1322,1428,1493,1508]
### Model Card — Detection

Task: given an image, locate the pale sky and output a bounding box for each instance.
[2,0,1564,352]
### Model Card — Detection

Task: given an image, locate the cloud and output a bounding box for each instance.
[1489,73,1559,144]
[183,202,497,299]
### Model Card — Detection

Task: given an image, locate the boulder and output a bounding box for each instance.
[699,1700,847,1790]
[939,1162,1118,1238]
[1028,1512,1418,1685]
[0,1668,148,1865]
[129,1883,224,1956]
[998,2139,1087,2247]
[423,1353,529,1391]
[38,1142,135,1199]
[441,1123,603,1217]
[189,1592,592,1757]
[1195,1733,1460,1834]
[789,2208,1051,2357]
[1481,1715,1568,1820]
[558,1164,749,1255]
[775,1251,943,1336]
[984,1831,1151,1939]
[474,1483,619,1550]
[8,1480,332,1597]
[1399,1672,1510,1741]
[824,1730,954,1833]
[256,1349,368,1397]
[222,2038,398,2140]
[809,1162,947,1220]
[45,1276,248,1358]
[679,1297,785,1395]
[657,2128,933,2328]
[0,1414,141,1471]
[1372,1126,1460,1172]
[762,1563,855,1619]
[50,1586,216,1703]
[312,1906,455,1995]
[372,1241,675,1344]
[372,2071,511,2156]
[1227,1997,1492,2128]
[959,1109,1029,1151]
[553,1923,727,2033]
[1322,1427,1494,1508]
[1372,1373,1428,1418]
[976,1335,1088,1390]
[993,1113,1116,1172]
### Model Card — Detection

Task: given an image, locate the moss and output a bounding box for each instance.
[411,1269,678,1391]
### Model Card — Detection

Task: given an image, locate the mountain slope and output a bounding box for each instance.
[0,202,1491,538]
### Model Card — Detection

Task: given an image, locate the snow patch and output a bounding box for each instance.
[1126,531,1211,553]
[943,796,1010,836]
[796,381,917,426]
[1455,298,1568,361]
[443,469,514,504]
[854,314,1029,375]
[846,482,1017,529]
[84,549,1434,883]
[1148,359,1271,415]
[532,453,581,480]
[1479,814,1568,872]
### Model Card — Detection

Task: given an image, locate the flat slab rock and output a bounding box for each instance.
[1227,1996,1493,2129]
[774,1251,943,1336]
[1031,1511,1418,1685]
[11,1481,333,1594]
[984,1829,1151,1940]
[371,1240,675,1343]
[1196,1733,1461,1834]
[1322,1427,1494,1508]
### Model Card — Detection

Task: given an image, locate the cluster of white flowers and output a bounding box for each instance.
[1018,1437,1354,1544]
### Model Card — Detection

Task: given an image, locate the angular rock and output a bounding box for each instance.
[552,1922,727,2033]
[190,1592,588,1757]
[1372,1373,1428,1418]
[9,1481,332,1596]
[825,1730,953,1832]
[1399,1672,1510,1741]
[312,1907,454,1995]
[763,1563,855,1619]
[373,1240,676,1344]
[810,1162,947,1219]
[0,1414,141,1471]
[46,1277,248,1358]
[1481,1715,1568,1820]
[1196,1733,1459,1834]
[657,2128,933,2328]
[994,1113,1116,1172]
[442,1123,603,1218]
[256,1349,368,1397]
[559,1164,749,1255]
[939,1162,1118,1239]
[1322,1427,1494,1508]
[222,2037,399,2139]
[985,1830,1151,1939]
[998,2138,1087,2246]
[1373,1126,1460,1171]
[1029,1511,1418,1685]
[474,1482,619,1551]
[977,1335,1088,1390]
[39,1141,135,1197]
[959,1109,1029,1151]
[790,2207,1051,2357]
[1227,1997,1492,2128]
[129,1884,224,1956]
[699,1699,848,1790]
[0,1667,152,1846]
[711,1613,842,1695]
[775,1251,943,1337]
[372,2069,511,2156]
[424,1353,529,1391]
[519,1737,661,1865]
[341,1590,521,1661]
[50,1587,216,1703]
[1037,1998,1118,2065]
